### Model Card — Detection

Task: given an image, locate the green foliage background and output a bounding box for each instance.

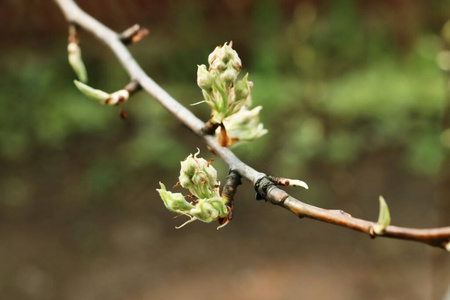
[1,0,448,201]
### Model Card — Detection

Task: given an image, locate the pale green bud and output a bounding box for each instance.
[158,151,232,229]
[208,42,242,75]
[220,106,268,145]
[189,199,220,223]
[210,59,227,73]
[68,42,88,83]
[189,198,228,224]
[220,65,238,88]
[207,197,229,219]
[371,196,391,235]
[74,80,109,102]
[197,42,255,126]
[156,182,194,214]
[207,44,225,67]
[225,45,242,71]
[223,45,234,60]
[105,90,130,105]
[207,48,219,66]
[174,197,230,229]
[197,64,213,90]
[74,80,129,106]
[179,149,220,199]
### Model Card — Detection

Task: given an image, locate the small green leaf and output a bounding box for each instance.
[157,182,194,214]
[373,196,391,235]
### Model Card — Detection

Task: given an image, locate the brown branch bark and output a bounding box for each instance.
[53,0,450,251]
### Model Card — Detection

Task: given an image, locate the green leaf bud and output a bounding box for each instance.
[208,42,242,73]
[197,64,213,91]
[208,198,229,219]
[197,42,248,124]
[74,80,109,102]
[74,80,129,106]
[198,42,266,146]
[190,198,229,224]
[210,59,227,73]
[207,44,224,67]
[189,199,220,223]
[179,149,220,199]
[174,197,230,229]
[371,196,391,235]
[220,65,238,88]
[68,42,88,83]
[157,151,232,229]
[105,90,130,105]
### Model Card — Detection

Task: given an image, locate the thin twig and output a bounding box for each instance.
[255,177,450,249]
[123,79,141,95]
[221,170,242,206]
[53,0,450,251]
[119,24,149,45]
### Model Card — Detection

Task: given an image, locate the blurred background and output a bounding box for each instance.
[1,0,450,299]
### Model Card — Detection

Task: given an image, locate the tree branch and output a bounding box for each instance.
[53,0,450,251]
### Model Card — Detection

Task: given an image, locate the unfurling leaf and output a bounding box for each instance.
[219,106,268,146]
[157,182,194,214]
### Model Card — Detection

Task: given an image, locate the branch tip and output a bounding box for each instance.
[68,23,79,43]
[445,241,450,252]
[119,24,149,45]
[67,24,88,83]
[74,80,133,106]
[268,176,309,189]
[123,79,142,95]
